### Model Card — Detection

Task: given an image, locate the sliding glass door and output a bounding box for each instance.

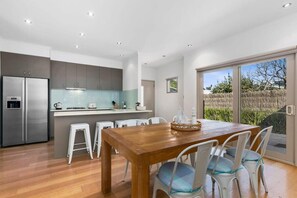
[199,54,295,164]
[239,55,295,163]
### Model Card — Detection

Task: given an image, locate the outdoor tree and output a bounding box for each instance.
[254,58,286,90]
[211,58,286,93]
[211,74,232,93]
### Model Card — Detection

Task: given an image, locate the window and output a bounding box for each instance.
[166,77,178,93]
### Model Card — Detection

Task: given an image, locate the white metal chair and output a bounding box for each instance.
[224,126,273,198]
[148,117,167,124]
[152,139,219,198]
[207,131,251,198]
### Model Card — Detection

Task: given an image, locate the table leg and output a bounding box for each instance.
[131,162,150,198]
[101,139,112,194]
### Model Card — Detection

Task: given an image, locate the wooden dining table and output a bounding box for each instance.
[101,119,260,198]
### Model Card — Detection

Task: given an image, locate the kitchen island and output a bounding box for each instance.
[52,109,152,158]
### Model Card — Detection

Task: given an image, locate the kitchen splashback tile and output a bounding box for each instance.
[122,89,138,109]
[51,89,121,109]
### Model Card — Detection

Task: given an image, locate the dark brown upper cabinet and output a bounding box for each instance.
[111,69,123,90]
[99,67,112,90]
[1,52,50,78]
[51,61,66,89]
[50,60,122,91]
[86,66,100,90]
[76,64,87,89]
[66,63,87,89]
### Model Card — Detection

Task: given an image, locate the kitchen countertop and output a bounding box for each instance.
[50,108,113,112]
[53,109,152,117]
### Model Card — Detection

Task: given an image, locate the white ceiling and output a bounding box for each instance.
[0,0,297,66]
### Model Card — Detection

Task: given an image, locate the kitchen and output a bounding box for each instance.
[1,0,297,197]
[0,52,151,155]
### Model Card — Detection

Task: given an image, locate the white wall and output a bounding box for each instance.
[155,58,184,121]
[50,50,122,68]
[183,12,297,116]
[0,38,122,68]
[122,53,139,91]
[141,66,157,81]
[0,38,50,58]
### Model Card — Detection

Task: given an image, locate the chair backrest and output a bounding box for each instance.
[213,131,251,173]
[249,126,273,157]
[168,140,219,193]
[148,117,167,124]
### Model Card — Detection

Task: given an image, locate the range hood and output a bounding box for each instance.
[65,87,86,91]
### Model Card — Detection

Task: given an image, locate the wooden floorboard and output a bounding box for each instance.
[0,140,296,198]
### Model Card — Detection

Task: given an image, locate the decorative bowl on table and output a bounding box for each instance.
[171,121,201,132]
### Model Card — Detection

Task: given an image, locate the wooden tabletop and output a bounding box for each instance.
[101,119,260,197]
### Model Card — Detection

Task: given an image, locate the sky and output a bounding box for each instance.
[203,60,283,89]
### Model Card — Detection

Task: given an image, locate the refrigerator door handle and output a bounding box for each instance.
[24,79,28,142]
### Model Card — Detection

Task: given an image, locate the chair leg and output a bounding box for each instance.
[68,131,76,165]
[210,174,233,198]
[68,135,75,165]
[97,139,101,159]
[93,126,98,152]
[211,177,216,193]
[245,162,260,198]
[248,168,259,198]
[97,127,102,158]
[67,131,72,158]
[152,178,159,198]
[260,165,268,193]
[123,160,129,181]
[84,128,93,160]
[234,177,242,198]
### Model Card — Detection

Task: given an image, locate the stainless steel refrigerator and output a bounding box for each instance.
[2,76,48,146]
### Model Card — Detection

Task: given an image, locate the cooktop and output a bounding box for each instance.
[66,107,86,109]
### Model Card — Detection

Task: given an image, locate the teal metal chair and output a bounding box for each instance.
[224,126,273,198]
[152,139,218,198]
[207,131,251,198]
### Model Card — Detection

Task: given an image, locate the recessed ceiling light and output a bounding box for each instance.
[282,3,292,8]
[162,55,166,58]
[187,44,193,47]
[24,19,32,24]
[75,45,79,49]
[117,41,122,45]
[79,32,85,37]
[87,11,94,17]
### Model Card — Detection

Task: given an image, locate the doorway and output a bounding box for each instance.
[141,80,155,118]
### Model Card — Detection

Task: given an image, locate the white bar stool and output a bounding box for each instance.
[93,121,114,158]
[115,119,137,127]
[136,119,149,125]
[67,123,93,164]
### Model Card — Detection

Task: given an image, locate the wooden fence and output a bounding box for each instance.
[203,90,286,111]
